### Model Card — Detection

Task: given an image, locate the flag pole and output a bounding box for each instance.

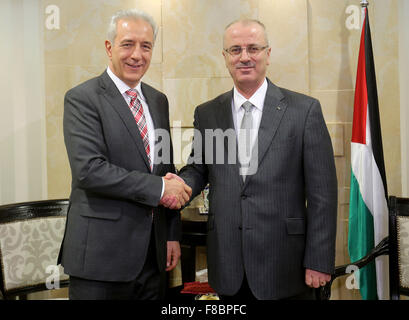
[360,0,369,28]
[360,0,369,7]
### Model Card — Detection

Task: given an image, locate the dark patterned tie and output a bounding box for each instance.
[125,89,152,170]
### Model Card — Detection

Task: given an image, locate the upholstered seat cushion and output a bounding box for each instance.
[398,216,409,289]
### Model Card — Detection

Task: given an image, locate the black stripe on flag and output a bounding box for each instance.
[364,9,388,199]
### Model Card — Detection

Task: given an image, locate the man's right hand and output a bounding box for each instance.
[160,174,192,210]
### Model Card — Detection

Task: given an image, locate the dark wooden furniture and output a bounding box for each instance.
[165,207,207,300]
[388,196,409,299]
[319,196,409,300]
[180,207,208,284]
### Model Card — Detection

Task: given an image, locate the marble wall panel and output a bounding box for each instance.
[43,0,162,67]
[335,157,350,192]
[335,217,349,266]
[327,123,344,157]
[307,0,359,91]
[339,188,350,206]
[171,127,196,169]
[143,63,163,91]
[311,90,355,123]
[162,0,258,79]
[259,0,310,94]
[371,0,401,197]
[165,77,233,127]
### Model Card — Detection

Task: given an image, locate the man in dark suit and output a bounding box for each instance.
[58,9,191,300]
[163,19,338,300]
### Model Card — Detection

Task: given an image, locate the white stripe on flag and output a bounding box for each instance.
[350,103,389,299]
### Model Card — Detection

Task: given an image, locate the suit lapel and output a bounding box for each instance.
[99,71,151,171]
[141,83,165,174]
[141,83,163,134]
[243,79,287,187]
[215,90,235,133]
[215,90,244,184]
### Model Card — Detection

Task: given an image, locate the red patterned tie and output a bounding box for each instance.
[126,89,152,170]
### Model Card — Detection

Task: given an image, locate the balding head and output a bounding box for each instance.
[223,19,269,48]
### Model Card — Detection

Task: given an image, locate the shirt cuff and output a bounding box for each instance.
[160,177,165,199]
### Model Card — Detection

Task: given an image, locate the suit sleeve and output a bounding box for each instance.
[166,202,182,241]
[178,107,209,200]
[63,87,163,207]
[162,103,182,241]
[302,99,338,274]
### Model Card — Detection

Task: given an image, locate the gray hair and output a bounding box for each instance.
[107,9,158,44]
[223,18,269,46]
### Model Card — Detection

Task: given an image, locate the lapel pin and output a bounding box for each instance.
[277,106,281,110]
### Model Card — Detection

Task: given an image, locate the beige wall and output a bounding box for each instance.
[0,0,48,204]
[41,0,402,299]
[399,0,409,197]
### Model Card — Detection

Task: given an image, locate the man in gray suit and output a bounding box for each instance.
[163,19,337,300]
[58,9,191,300]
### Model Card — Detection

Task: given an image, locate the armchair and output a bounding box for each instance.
[317,196,409,300]
[0,199,69,299]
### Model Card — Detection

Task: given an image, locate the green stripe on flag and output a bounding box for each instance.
[348,170,377,300]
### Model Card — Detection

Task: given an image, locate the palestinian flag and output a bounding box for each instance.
[348,7,389,300]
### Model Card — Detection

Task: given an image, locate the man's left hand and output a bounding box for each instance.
[166,241,181,271]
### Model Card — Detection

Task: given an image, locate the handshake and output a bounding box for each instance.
[160,173,192,210]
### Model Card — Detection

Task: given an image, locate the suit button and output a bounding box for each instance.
[241,194,247,200]
[238,226,242,230]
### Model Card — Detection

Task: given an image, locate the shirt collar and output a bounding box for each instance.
[233,78,267,112]
[106,66,146,102]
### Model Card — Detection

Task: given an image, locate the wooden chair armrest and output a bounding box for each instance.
[317,236,389,300]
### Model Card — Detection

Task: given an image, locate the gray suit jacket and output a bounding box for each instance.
[58,71,181,282]
[179,79,337,299]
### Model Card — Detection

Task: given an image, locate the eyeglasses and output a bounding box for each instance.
[224,45,269,57]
